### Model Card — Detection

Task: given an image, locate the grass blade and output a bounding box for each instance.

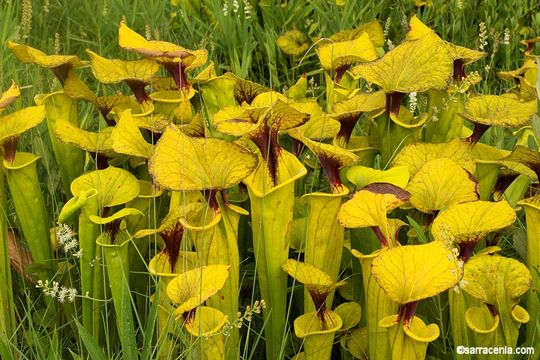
[74,319,108,360]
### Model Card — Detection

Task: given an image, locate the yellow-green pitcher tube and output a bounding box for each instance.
[184,306,228,360]
[424,90,465,143]
[126,181,163,322]
[517,195,540,357]
[153,291,182,360]
[381,319,431,360]
[354,249,395,360]
[324,72,357,113]
[74,191,100,342]
[301,189,347,312]
[370,112,422,167]
[244,150,307,360]
[185,195,244,360]
[448,290,477,360]
[0,159,14,339]
[4,153,54,278]
[148,251,199,359]
[475,162,501,200]
[294,310,343,360]
[34,92,84,195]
[464,306,501,360]
[96,232,137,359]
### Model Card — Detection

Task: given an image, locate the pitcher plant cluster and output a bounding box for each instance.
[0,14,539,360]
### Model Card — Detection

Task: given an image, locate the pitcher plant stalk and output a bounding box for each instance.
[59,166,140,344]
[338,182,410,360]
[461,254,532,359]
[180,193,245,360]
[138,204,201,360]
[244,150,306,360]
[34,92,85,195]
[4,152,57,318]
[0,155,14,340]
[518,193,540,354]
[150,123,258,359]
[372,241,461,360]
[283,259,345,360]
[166,265,230,359]
[94,215,141,360]
[431,199,518,352]
[0,83,27,339]
[204,90,310,359]
[288,128,359,311]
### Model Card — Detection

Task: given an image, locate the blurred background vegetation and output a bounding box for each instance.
[1,0,539,95]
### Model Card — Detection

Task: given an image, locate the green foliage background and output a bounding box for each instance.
[0,0,539,358]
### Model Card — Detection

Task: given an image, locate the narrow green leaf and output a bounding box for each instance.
[0,337,11,360]
[119,284,138,360]
[46,331,60,360]
[141,286,160,360]
[68,349,82,360]
[407,215,428,244]
[74,319,108,360]
[532,114,540,145]
[534,266,540,304]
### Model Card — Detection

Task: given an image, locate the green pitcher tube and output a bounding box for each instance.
[183,307,228,360]
[35,92,84,194]
[244,150,307,360]
[80,193,100,341]
[4,152,54,278]
[295,311,343,360]
[423,90,465,143]
[516,194,540,356]
[369,111,423,167]
[475,162,501,200]
[301,190,347,312]
[184,196,244,360]
[353,250,395,360]
[148,250,199,359]
[448,290,477,360]
[0,159,14,339]
[96,231,137,359]
[380,318,432,360]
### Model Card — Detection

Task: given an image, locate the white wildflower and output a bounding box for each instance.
[408,92,418,113]
[224,299,266,333]
[145,24,151,40]
[478,21,488,51]
[102,0,109,17]
[243,0,252,19]
[57,287,68,303]
[67,288,77,302]
[21,0,32,39]
[36,280,76,302]
[502,28,510,45]
[57,224,79,255]
[383,16,391,37]
[54,33,61,54]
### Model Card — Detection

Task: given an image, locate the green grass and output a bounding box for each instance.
[1,0,539,359]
